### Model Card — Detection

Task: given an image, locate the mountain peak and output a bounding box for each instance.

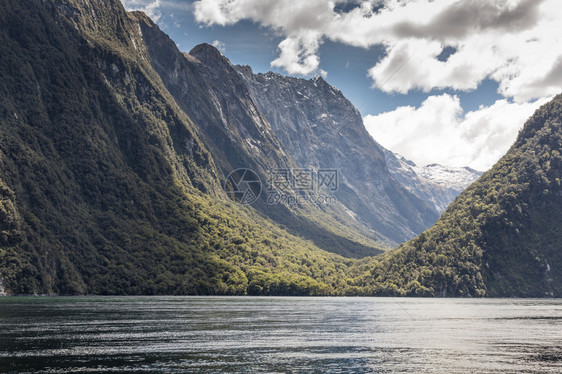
[128,10,154,25]
[189,43,231,65]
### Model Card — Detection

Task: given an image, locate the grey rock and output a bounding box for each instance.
[237,67,440,245]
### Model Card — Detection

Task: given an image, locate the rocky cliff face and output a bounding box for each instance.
[384,150,482,213]
[131,14,387,257]
[130,13,289,177]
[236,67,439,245]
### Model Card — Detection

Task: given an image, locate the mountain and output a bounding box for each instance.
[358,95,562,297]
[130,13,387,257]
[0,0,373,295]
[384,150,482,213]
[236,67,439,245]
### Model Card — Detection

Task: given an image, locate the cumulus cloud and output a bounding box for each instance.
[120,0,162,22]
[363,94,551,170]
[271,32,322,75]
[193,0,562,101]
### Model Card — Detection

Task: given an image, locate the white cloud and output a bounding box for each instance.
[270,32,322,75]
[211,40,226,53]
[194,0,335,75]
[364,94,551,170]
[193,0,562,101]
[120,0,162,23]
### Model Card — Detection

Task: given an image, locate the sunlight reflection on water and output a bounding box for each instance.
[0,296,561,373]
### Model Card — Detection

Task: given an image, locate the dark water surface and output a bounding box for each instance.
[0,297,561,373]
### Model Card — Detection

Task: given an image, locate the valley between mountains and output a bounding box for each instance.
[0,0,560,297]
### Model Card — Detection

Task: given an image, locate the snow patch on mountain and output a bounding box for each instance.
[384,150,482,213]
[413,163,482,191]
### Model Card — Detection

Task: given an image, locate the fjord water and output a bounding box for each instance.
[0,297,560,373]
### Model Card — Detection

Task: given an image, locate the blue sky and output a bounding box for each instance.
[121,0,562,170]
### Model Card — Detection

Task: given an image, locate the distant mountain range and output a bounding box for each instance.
[0,0,558,297]
[384,150,482,213]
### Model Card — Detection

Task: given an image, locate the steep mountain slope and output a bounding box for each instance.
[0,0,373,295]
[358,95,562,297]
[384,150,482,213]
[237,67,439,245]
[130,14,387,257]
[0,0,218,294]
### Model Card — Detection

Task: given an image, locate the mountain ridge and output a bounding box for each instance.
[236,64,441,245]
[130,12,389,257]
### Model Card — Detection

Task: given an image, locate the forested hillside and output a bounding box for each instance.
[357,96,562,297]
